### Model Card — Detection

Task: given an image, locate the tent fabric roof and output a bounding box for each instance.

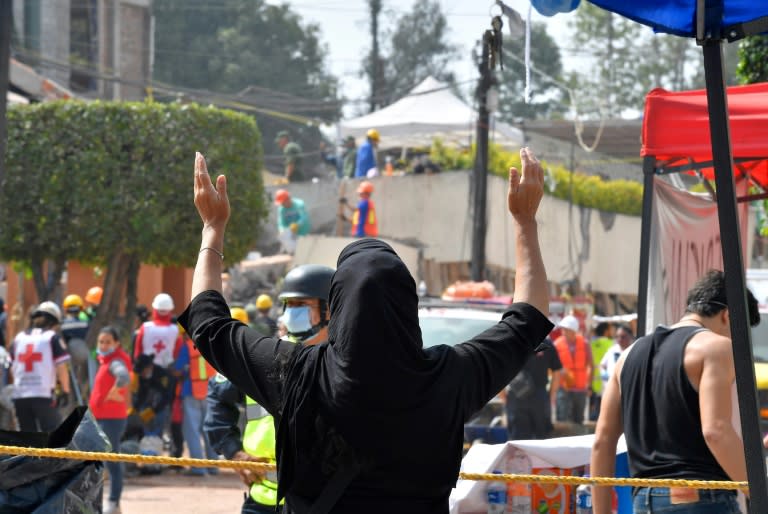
[641,83,768,188]
[340,76,523,148]
[589,0,768,38]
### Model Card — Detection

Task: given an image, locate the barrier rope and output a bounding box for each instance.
[0,444,749,491]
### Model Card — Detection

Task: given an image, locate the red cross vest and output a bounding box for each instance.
[186,340,215,400]
[11,329,57,399]
[140,322,178,367]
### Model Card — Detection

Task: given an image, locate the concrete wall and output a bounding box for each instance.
[117,1,150,100]
[267,171,643,295]
[40,0,71,86]
[294,236,421,280]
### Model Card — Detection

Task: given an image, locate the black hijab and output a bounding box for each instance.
[276,238,452,505]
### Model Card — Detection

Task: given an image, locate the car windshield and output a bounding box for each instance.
[418,308,502,348]
[752,313,768,363]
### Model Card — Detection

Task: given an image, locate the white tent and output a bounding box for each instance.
[339,76,523,149]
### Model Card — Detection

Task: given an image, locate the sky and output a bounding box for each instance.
[269,0,578,116]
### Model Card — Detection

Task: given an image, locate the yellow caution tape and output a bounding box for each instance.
[0,444,749,491]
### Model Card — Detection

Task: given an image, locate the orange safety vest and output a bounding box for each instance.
[187,339,215,400]
[554,335,589,391]
[351,199,378,237]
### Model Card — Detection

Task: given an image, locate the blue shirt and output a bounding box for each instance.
[174,343,193,398]
[355,139,376,178]
[354,198,370,237]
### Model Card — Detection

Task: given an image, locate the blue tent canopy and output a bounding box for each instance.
[587,0,768,39]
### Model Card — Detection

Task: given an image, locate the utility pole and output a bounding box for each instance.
[470,28,497,282]
[0,0,11,185]
[368,0,382,113]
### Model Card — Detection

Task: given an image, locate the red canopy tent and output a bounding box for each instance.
[641,82,768,194]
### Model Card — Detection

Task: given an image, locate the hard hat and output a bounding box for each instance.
[278,265,335,303]
[366,128,380,142]
[152,293,175,311]
[256,294,273,310]
[558,315,580,332]
[33,301,62,323]
[230,307,249,324]
[63,294,84,310]
[274,189,290,205]
[357,181,374,194]
[85,286,103,305]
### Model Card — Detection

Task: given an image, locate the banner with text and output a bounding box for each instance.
[645,177,749,335]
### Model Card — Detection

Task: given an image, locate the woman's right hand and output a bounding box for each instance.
[194,152,230,233]
[231,450,269,488]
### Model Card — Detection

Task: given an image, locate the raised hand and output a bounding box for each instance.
[507,147,544,223]
[194,152,230,232]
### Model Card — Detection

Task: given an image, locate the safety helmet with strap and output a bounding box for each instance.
[278,265,334,340]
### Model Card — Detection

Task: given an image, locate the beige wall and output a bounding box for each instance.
[272,171,643,295]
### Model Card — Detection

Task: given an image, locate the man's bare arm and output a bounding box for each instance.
[56,362,71,394]
[509,148,548,315]
[591,356,624,514]
[697,335,747,483]
[549,369,561,404]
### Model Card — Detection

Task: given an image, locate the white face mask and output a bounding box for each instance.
[283,306,313,336]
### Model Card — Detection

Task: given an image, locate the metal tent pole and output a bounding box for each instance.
[636,156,656,338]
[702,39,768,511]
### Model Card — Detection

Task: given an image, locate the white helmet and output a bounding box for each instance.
[558,314,580,332]
[152,293,175,312]
[33,301,62,323]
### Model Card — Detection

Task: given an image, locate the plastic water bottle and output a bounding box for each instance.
[506,448,532,514]
[576,477,593,514]
[487,470,507,514]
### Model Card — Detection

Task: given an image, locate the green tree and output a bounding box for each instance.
[737,35,768,236]
[381,0,459,106]
[152,0,339,170]
[568,3,643,117]
[496,22,565,122]
[360,0,459,109]
[636,35,699,92]
[0,101,266,343]
[737,35,768,85]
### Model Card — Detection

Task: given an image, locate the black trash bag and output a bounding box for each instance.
[0,406,110,514]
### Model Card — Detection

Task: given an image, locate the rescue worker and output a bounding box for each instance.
[81,286,103,321]
[342,181,378,238]
[174,324,217,476]
[61,294,91,403]
[133,293,182,369]
[354,128,379,177]
[274,189,311,254]
[204,265,334,514]
[133,293,182,443]
[251,294,277,337]
[130,353,174,461]
[275,130,304,183]
[9,301,71,432]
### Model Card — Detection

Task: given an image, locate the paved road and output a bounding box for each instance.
[114,469,247,514]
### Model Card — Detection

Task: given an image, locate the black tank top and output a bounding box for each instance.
[620,325,730,481]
